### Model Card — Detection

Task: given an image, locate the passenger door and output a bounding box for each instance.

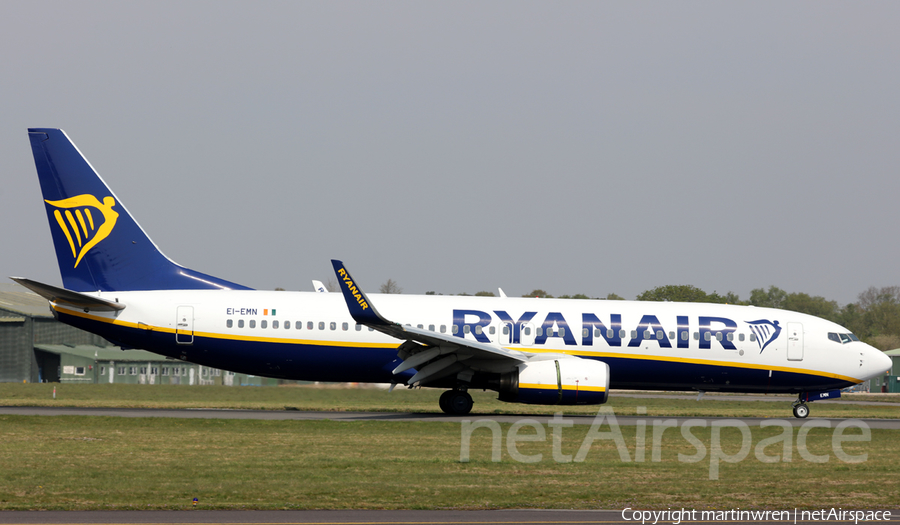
[176,306,194,345]
[787,322,803,361]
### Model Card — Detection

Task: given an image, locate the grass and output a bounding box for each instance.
[0,414,897,510]
[1,383,898,419]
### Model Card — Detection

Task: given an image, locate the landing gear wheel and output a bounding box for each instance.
[792,403,809,419]
[440,390,473,415]
[438,390,454,413]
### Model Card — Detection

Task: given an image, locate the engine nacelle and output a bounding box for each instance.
[499,358,609,405]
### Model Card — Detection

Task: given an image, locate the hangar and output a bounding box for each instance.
[883,348,899,393]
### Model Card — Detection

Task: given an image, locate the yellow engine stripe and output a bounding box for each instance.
[520,383,606,392]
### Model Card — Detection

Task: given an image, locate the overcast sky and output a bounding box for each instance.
[2,1,899,305]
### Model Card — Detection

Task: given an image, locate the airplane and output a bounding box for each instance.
[14,128,893,418]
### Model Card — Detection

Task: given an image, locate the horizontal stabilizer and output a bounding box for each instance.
[10,277,125,312]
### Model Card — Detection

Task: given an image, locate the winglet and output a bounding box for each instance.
[331,260,390,326]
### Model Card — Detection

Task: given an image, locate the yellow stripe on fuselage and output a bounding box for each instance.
[51,304,864,383]
[51,304,399,349]
[520,347,862,384]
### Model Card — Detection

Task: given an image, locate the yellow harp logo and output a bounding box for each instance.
[45,195,119,268]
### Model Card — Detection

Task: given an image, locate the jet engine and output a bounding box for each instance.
[498,358,609,405]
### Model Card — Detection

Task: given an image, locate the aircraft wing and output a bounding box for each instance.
[10,277,126,312]
[331,260,528,386]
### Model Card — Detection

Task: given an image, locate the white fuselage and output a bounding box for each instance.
[50,290,890,393]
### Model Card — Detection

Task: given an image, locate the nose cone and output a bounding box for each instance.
[874,348,893,374]
[860,345,893,381]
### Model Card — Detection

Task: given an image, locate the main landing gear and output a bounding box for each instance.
[792,397,810,419]
[439,388,474,415]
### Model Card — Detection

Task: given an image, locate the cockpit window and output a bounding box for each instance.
[828,332,860,344]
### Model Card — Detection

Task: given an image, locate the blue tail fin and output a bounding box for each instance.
[28,128,251,292]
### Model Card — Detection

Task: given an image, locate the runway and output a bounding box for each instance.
[0,509,895,525]
[2,406,899,429]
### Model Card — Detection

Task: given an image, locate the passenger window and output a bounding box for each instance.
[261,320,267,329]
[355,324,362,331]
[342,322,348,331]
[489,326,496,335]
[694,332,700,341]
[428,324,435,331]
[608,329,615,339]
[318,322,325,330]
[249,320,256,329]
[274,320,280,329]
[619,329,626,338]
[668,331,674,339]
[523,326,532,336]
[631,330,637,339]
[238,320,244,328]
[502,325,509,335]
[681,332,688,341]
[739,333,745,341]
[583,328,590,338]
[644,330,652,340]
[716,332,722,341]
[475,326,482,335]
[441,325,447,333]
[227,319,233,328]
[726,333,733,342]
[536,327,544,336]
[559,328,566,337]
[704,332,710,341]
[307,322,313,330]
[463,325,471,334]
[750,333,757,342]
[452,325,459,334]
[417,324,424,329]
[295,321,301,329]
[330,322,336,330]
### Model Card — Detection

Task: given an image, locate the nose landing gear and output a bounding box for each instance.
[791,400,810,419]
[791,389,842,418]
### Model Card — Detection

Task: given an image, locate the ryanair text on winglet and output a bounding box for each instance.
[337,268,369,310]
